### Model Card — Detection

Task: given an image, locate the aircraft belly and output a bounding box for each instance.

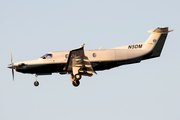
[91,62,106,70]
[92,57,143,71]
[15,63,66,74]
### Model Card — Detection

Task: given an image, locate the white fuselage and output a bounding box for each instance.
[8,27,172,75]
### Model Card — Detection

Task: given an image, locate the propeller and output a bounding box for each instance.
[11,53,14,80]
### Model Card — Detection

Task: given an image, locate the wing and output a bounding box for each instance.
[65,44,95,76]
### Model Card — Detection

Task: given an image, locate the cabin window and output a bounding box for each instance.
[153,39,157,43]
[92,53,96,57]
[41,54,53,59]
[65,54,69,59]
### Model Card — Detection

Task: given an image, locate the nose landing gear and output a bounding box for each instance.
[34,74,39,87]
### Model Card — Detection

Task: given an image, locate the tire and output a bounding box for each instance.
[72,80,80,87]
[34,81,39,86]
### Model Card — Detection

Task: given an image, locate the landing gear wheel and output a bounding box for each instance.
[72,80,80,87]
[34,81,39,87]
[75,74,81,80]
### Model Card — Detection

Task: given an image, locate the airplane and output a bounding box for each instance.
[7,27,173,87]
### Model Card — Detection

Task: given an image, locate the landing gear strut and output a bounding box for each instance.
[34,74,39,87]
[75,74,81,81]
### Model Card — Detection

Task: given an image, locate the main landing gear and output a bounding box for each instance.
[72,80,80,87]
[34,74,39,87]
[71,74,82,87]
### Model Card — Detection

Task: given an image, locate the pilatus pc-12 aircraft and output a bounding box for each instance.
[7,27,173,87]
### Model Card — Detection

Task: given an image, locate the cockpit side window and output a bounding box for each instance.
[46,54,52,59]
[41,54,53,59]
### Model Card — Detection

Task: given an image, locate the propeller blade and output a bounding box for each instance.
[11,53,14,81]
[11,53,13,64]
[12,68,14,80]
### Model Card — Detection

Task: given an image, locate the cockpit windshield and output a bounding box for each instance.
[41,54,53,59]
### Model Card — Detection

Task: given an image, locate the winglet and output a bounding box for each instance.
[71,44,85,52]
[80,43,85,48]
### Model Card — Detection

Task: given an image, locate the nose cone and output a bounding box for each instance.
[7,64,13,69]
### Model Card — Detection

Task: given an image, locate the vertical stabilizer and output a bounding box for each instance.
[142,27,173,59]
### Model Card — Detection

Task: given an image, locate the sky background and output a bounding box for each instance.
[0,0,179,120]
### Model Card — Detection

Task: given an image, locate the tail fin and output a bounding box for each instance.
[142,27,173,59]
